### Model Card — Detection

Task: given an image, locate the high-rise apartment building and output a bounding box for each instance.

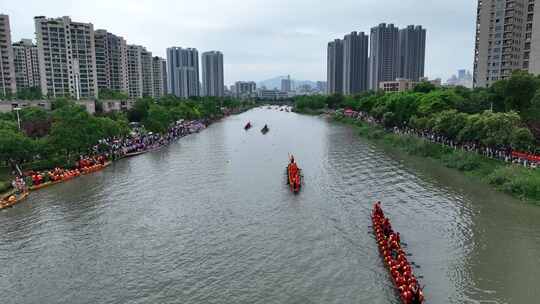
[35,16,98,99]
[343,31,369,94]
[12,39,40,91]
[201,51,224,97]
[369,23,400,90]
[327,39,344,94]
[140,48,153,97]
[152,56,165,98]
[166,47,199,98]
[161,59,168,95]
[94,30,129,94]
[474,0,540,87]
[0,14,16,96]
[398,25,426,81]
[126,45,144,98]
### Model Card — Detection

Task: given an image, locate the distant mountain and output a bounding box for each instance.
[258,76,318,90]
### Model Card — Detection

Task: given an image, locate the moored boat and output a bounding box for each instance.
[261,125,269,134]
[244,122,252,130]
[0,192,29,210]
[371,202,424,304]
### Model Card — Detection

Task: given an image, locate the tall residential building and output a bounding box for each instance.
[12,39,41,91]
[140,48,153,97]
[343,31,369,94]
[473,0,540,87]
[281,75,292,92]
[166,47,199,98]
[369,23,400,90]
[161,59,168,95]
[152,56,166,98]
[327,39,344,94]
[398,25,426,81]
[35,16,98,99]
[94,30,129,94]
[126,45,144,98]
[201,51,224,97]
[0,14,16,96]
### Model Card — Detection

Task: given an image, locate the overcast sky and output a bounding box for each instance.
[2,0,477,85]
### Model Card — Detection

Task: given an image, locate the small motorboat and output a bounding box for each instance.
[371,202,425,304]
[261,125,269,134]
[244,122,252,130]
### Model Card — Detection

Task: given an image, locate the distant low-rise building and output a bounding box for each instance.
[100,99,136,113]
[0,99,96,114]
[234,81,257,99]
[258,89,288,100]
[379,77,441,92]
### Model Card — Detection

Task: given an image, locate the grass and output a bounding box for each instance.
[334,115,540,204]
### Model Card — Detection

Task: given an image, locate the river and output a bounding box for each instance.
[1,108,539,304]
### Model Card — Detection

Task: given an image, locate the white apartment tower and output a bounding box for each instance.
[34,16,98,99]
[94,30,129,94]
[166,47,199,98]
[140,48,154,97]
[474,0,540,87]
[0,14,16,96]
[12,39,41,91]
[126,45,143,98]
[152,56,166,98]
[201,51,224,97]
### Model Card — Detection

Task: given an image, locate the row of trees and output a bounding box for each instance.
[0,94,251,169]
[294,71,540,152]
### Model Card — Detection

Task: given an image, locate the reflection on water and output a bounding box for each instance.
[1,108,539,304]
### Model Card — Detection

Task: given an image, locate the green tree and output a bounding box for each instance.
[0,129,34,163]
[20,107,51,137]
[127,98,152,122]
[503,71,539,112]
[143,104,172,133]
[413,81,437,93]
[510,127,534,151]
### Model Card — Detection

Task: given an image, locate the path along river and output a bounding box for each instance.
[1,108,540,303]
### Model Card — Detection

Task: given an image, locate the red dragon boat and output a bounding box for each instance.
[372,202,424,304]
[287,156,302,193]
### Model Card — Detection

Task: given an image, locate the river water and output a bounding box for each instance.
[1,108,539,304]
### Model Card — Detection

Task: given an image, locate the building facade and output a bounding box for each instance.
[152,56,165,98]
[0,14,16,96]
[327,39,344,94]
[12,39,41,91]
[234,81,256,98]
[369,23,400,90]
[161,59,168,95]
[166,47,199,98]
[35,16,98,99]
[281,75,293,92]
[379,77,441,93]
[474,0,540,87]
[201,51,224,97]
[140,48,153,97]
[94,30,129,94]
[126,45,144,98]
[398,25,426,81]
[343,31,369,94]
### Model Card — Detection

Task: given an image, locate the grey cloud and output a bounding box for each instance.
[2,0,476,85]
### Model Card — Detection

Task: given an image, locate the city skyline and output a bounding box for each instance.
[3,0,477,85]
